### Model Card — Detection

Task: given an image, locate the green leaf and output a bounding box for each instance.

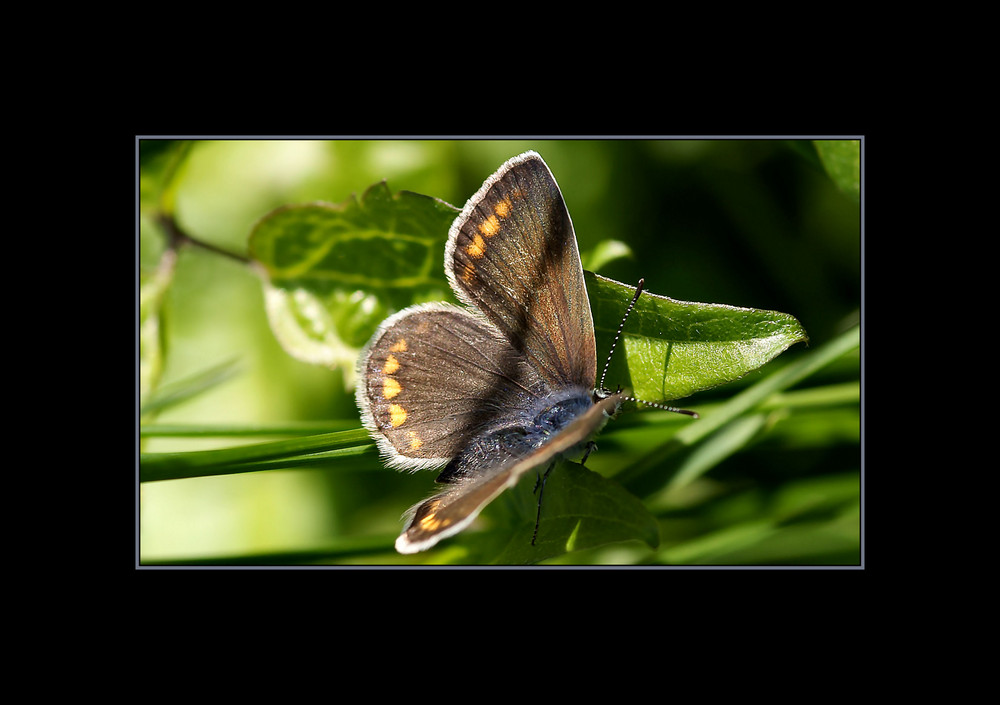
[587,272,808,404]
[450,461,660,565]
[248,182,458,381]
[813,140,860,201]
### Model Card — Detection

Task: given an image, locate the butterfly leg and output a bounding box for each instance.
[580,440,598,466]
[531,461,557,546]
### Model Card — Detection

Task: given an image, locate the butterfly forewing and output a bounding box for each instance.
[446,152,597,391]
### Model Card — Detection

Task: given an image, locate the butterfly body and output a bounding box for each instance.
[436,385,595,483]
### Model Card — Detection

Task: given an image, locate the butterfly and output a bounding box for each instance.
[356,151,691,554]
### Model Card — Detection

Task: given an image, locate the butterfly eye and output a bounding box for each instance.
[593,387,615,402]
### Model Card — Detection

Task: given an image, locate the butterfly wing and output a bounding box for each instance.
[445,151,597,391]
[355,302,547,471]
[395,392,623,553]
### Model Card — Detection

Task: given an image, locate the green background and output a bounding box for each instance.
[138,138,861,566]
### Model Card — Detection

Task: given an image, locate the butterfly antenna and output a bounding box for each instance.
[623,395,699,418]
[600,278,699,419]
[599,278,645,392]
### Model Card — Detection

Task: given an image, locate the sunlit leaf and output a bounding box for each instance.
[588,272,808,404]
[249,182,456,381]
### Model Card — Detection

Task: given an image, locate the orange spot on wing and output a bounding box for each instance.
[407,430,423,450]
[389,404,407,427]
[418,501,451,531]
[466,234,486,258]
[479,215,500,237]
[383,377,401,399]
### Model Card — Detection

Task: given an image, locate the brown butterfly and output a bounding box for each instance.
[356,151,693,554]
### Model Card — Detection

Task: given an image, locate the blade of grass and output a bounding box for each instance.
[652,412,770,508]
[675,324,859,446]
[140,534,399,566]
[139,428,373,482]
[139,358,241,417]
[139,421,359,437]
[618,324,860,496]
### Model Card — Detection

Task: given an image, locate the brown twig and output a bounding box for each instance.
[157,213,251,265]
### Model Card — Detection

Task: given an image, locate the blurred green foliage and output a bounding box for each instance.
[137,139,861,566]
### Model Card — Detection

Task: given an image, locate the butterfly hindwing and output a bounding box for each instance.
[356,302,547,470]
